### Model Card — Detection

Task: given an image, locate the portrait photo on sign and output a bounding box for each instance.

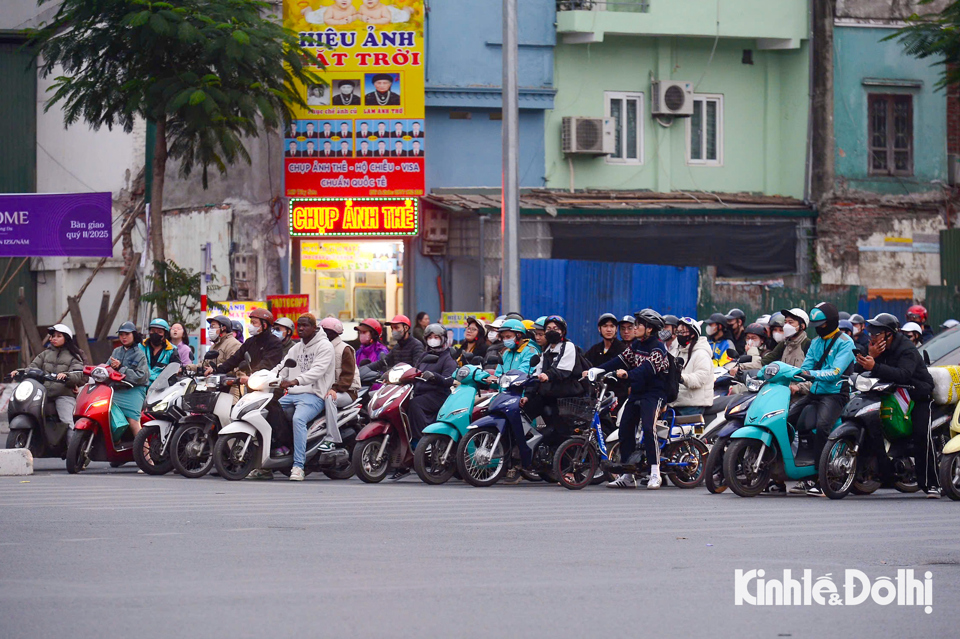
[299,1,414,27]
[355,120,375,140]
[407,138,424,157]
[287,121,300,139]
[332,79,362,106]
[334,121,354,139]
[285,140,302,157]
[307,83,329,106]
[364,73,401,106]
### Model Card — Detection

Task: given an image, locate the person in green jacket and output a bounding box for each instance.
[140,318,179,383]
[493,319,539,377]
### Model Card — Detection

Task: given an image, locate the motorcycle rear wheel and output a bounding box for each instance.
[704,437,728,494]
[133,426,173,475]
[213,433,260,481]
[66,430,92,474]
[456,428,507,487]
[322,444,356,480]
[171,424,215,479]
[938,452,960,501]
[723,438,772,498]
[414,433,457,485]
[664,438,709,488]
[819,437,857,500]
[353,436,391,483]
[554,438,598,490]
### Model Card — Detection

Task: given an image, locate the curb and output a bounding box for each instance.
[0,448,34,476]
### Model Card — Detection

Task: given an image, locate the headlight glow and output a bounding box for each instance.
[855,376,879,393]
[14,382,32,402]
[91,367,109,383]
[388,369,404,384]
[152,400,169,413]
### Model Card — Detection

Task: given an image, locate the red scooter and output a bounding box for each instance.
[352,357,436,483]
[67,364,137,473]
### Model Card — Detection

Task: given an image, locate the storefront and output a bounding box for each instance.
[289,198,419,322]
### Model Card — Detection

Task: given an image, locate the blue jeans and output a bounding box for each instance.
[279,393,325,469]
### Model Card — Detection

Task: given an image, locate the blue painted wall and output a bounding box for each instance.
[834,26,947,194]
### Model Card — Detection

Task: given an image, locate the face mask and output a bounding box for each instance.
[502,339,516,350]
[247,323,260,337]
[359,332,372,345]
[488,331,499,343]
[782,324,798,339]
[209,326,219,338]
[658,329,673,342]
[852,326,861,336]
[545,331,562,345]
[705,325,717,337]
[272,329,283,339]
[148,333,163,346]
[772,330,785,343]
[746,339,762,350]
[677,334,691,347]
[426,337,443,348]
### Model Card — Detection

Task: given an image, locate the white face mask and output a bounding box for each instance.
[852,325,861,336]
[247,323,260,337]
[426,337,443,348]
[782,324,798,339]
[772,330,785,343]
[705,324,717,337]
[746,338,762,350]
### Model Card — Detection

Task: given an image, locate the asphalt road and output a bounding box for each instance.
[1,459,959,639]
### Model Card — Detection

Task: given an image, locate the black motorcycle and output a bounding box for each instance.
[5,368,72,458]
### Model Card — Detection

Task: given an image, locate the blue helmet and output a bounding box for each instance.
[149,318,171,332]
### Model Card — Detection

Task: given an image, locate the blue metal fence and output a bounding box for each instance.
[857,298,911,325]
[520,259,699,348]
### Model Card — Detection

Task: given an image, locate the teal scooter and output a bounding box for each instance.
[723,362,833,497]
[414,364,494,484]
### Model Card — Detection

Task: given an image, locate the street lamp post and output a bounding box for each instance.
[501,0,520,313]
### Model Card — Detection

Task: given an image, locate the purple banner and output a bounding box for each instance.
[0,192,112,257]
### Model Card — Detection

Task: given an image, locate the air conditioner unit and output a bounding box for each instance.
[562,116,615,155]
[651,80,694,117]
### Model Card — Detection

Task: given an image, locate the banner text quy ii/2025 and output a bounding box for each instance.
[283,0,425,198]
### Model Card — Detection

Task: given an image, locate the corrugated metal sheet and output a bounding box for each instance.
[520,259,699,347]
[924,285,960,329]
[0,38,37,193]
[858,297,911,324]
[941,229,960,287]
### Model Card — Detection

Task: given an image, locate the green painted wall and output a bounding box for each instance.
[545,36,810,198]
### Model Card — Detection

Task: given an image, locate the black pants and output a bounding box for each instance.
[407,392,446,440]
[619,394,664,469]
[911,398,938,492]
[788,393,846,464]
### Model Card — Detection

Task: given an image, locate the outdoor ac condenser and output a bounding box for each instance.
[561,116,615,155]
[651,80,694,117]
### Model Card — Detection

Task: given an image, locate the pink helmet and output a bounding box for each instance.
[320,316,344,335]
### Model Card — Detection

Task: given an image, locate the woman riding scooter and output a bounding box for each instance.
[27,324,87,429]
[453,316,488,366]
[109,321,151,438]
[355,318,389,366]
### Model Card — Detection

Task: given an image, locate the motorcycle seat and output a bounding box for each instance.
[673,415,705,426]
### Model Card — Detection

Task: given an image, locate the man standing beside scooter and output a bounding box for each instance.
[855,313,940,497]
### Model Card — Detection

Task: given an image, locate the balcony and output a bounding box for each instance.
[556,0,808,48]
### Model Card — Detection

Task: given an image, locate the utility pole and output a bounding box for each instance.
[810,0,834,202]
[501,0,521,313]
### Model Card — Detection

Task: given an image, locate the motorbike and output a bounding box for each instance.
[413,363,495,485]
[169,350,239,478]
[66,364,138,473]
[4,368,73,458]
[938,402,960,501]
[551,369,619,490]
[213,360,363,480]
[723,362,825,497]
[133,363,191,475]
[820,373,952,499]
[703,376,761,494]
[351,356,438,483]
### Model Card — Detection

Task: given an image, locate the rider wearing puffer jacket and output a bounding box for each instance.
[28,324,87,426]
[493,318,538,377]
[140,318,179,383]
[671,318,714,415]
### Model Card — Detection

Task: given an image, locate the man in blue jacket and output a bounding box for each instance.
[786,302,857,495]
[598,309,670,490]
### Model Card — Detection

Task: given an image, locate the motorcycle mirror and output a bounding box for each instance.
[358,358,371,367]
[283,358,297,368]
[485,352,502,365]
[421,354,439,364]
[204,350,219,360]
[726,348,739,360]
[529,355,541,368]
[737,354,752,364]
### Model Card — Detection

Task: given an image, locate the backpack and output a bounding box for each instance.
[661,351,682,403]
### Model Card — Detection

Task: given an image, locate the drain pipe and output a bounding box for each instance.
[479,214,486,311]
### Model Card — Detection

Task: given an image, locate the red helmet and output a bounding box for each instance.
[249,307,275,325]
[906,305,927,324]
[389,314,411,328]
[358,318,383,339]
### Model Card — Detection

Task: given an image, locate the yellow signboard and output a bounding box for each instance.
[302,240,401,272]
[440,312,496,327]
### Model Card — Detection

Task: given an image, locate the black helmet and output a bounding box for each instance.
[809,302,839,338]
[544,315,567,335]
[838,311,851,321]
[726,308,746,321]
[768,312,785,328]
[231,320,243,334]
[745,323,767,338]
[208,314,232,330]
[504,312,524,321]
[117,321,137,334]
[597,312,618,327]
[867,313,900,334]
[707,312,728,326]
[662,314,679,327]
[850,314,865,325]
[635,308,665,331]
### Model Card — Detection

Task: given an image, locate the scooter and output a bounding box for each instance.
[213,360,363,480]
[820,373,952,499]
[351,356,437,483]
[703,376,761,494]
[938,402,960,500]
[4,368,73,458]
[413,364,495,485]
[169,350,239,478]
[66,364,137,473]
[723,362,823,497]
[133,363,191,475]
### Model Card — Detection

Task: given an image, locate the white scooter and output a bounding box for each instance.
[212,360,364,480]
[134,363,192,475]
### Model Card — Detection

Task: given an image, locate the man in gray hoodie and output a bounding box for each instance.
[273,313,335,481]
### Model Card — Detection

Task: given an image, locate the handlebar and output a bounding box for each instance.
[6,368,59,383]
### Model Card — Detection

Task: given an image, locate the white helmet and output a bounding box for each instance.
[780,308,810,327]
[48,323,74,339]
[901,322,923,335]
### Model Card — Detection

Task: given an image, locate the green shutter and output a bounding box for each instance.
[0,36,37,193]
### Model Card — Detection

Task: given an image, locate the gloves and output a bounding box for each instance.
[421,370,436,383]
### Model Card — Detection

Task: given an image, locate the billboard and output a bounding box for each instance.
[283,1,425,198]
[0,192,112,257]
[289,197,418,237]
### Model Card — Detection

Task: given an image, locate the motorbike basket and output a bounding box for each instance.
[557,397,595,426]
[183,391,218,414]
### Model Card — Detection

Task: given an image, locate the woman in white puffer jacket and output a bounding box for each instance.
[671,317,715,414]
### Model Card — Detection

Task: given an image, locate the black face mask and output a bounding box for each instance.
[148,333,163,346]
[677,334,692,347]
[545,330,562,345]
[815,322,838,339]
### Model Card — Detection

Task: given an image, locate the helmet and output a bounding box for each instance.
[249,307,274,325]
[756,314,771,326]
[231,320,244,334]
[780,308,810,327]
[867,312,900,334]
[906,305,928,324]
[726,308,746,321]
[148,318,171,332]
[745,323,766,338]
[597,312,618,327]
[534,316,548,330]
[522,319,537,334]
[635,309,665,331]
[942,319,959,330]
[619,314,636,326]
[320,317,344,334]
[838,311,851,321]
[499,318,527,336]
[424,323,445,339]
[901,321,922,335]
[117,321,137,334]
[662,314,679,327]
[543,315,568,335]
[275,317,295,333]
[48,323,74,339]
[486,315,506,331]
[208,314,232,330]
[838,320,854,333]
[358,318,383,339]
[706,312,728,326]
[809,302,839,337]
[389,314,411,328]
[768,312,785,328]
[677,316,701,339]
[503,312,524,321]
[464,316,487,340]
[850,313,865,325]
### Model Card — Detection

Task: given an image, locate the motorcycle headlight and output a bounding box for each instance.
[151,400,169,413]
[14,382,32,402]
[91,366,109,384]
[855,376,878,393]
[763,363,780,379]
[387,368,405,385]
[456,366,470,382]
[499,374,517,388]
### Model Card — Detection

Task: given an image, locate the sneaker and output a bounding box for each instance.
[647,474,662,490]
[765,482,786,494]
[926,487,942,499]
[289,467,305,481]
[789,481,813,495]
[606,474,637,489]
[272,446,290,457]
[807,484,824,497]
[245,469,274,480]
[317,441,336,453]
[502,467,522,485]
[389,468,411,481]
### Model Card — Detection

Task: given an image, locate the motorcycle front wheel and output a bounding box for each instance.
[5,428,46,458]
[723,438,772,498]
[553,438,598,491]
[456,428,507,487]
[133,426,174,476]
[414,433,457,485]
[66,430,92,474]
[938,452,960,501]
[818,437,857,500]
[352,436,391,483]
[171,424,215,479]
[213,433,260,481]
[704,437,728,494]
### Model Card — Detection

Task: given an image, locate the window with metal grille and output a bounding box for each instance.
[868,94,913,176]
[604,91,644,164]
[687,94,723,166]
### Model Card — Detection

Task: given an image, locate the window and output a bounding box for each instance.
[687,94,723,166]
[605,91,644,164]
[869,94,913,176]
